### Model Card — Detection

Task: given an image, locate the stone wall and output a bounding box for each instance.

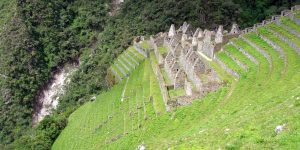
[150,36,164,64]
[134,44,149,58]
[241,5,300,34]
[215,57,240,78]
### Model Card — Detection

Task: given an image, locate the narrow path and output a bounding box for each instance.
[121,77,129,102]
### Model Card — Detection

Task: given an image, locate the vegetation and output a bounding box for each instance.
[0,0,299,149]
[54,14,300,149]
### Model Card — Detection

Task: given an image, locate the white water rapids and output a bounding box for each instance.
[32,62,79,126]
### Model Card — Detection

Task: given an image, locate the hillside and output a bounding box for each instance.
[53,7,300,149]
[0,0,299,149]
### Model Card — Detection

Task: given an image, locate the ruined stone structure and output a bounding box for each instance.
[150,21,240,98]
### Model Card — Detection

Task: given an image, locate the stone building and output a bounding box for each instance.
[157,22,236,95]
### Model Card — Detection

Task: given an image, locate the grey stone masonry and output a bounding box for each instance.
[121,55,135,69]
[110,67,122,81]
[230,23,240,34]
[241,5,300,33]
[266,28,300,56]
[215,57,240,79]
[224,51,248,71]
[277,22,300,39]
[115,62,127,77]
[240,36,272,69]
[134,44,148,58]
[125,52,139,65]
[150,36,164,64]
[215,25,224,44]
[230,42,259,65]
[184,80,193,96]
[168,24,176,37]
[258,30,287,61]
[128,50,141,60]
[118,59,130,72]
[291,5,300,11]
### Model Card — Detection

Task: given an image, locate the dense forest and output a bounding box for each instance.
[0,0,298,149]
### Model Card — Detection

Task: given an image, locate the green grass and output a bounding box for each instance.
[280,17,300,33]
[161,68,172,85]
[140,41,151,50]
[169,88,186,98]
[54,21,300,149]
[295,11,300,19]
[267,23,300,47]
[216,51,245,76]
[129,46,145,60]
[115,60,130,75]
[111,64,124,78]
[158,46,168,55]
[119,56,134,70]
[224,44,256,69]
[109,47,147,83]
[123,52,138,66]
[149,51,167,115]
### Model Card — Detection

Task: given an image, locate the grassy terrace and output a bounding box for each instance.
[149,51,167,114]
[115,60,130,75]
[54,60,164,149]
[280,17,300,33]
[129,46,145,60]
[169,88,185,98]
[245,32,285,75]
[119,56,133,70]
[109,47,147,82]
[123,51,139,66]
[224,44,256,69]
[110,65,123,80]
[54,17,300,149]
[295,11,300,19]
[216,51,245,77]
[267,23,300,47]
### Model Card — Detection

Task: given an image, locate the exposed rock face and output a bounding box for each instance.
[32,61,79,125]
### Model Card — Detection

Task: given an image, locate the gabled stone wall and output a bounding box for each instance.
[159,22,227,94]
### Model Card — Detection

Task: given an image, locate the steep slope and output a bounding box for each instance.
[54,7,300,149]
[53,56,166,149]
